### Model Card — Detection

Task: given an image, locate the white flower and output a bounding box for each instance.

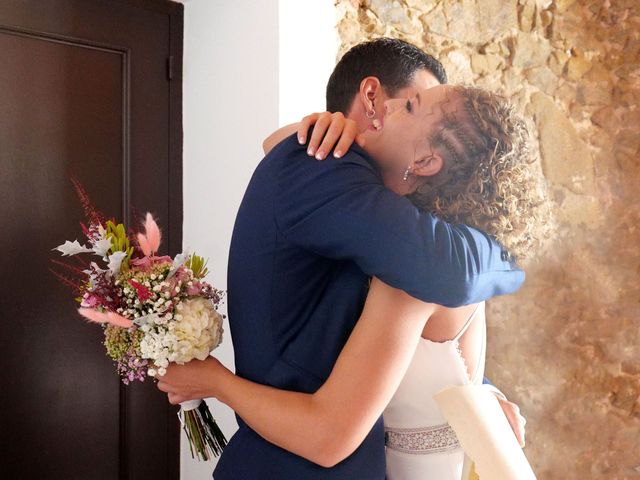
[134,312,161,327]
[138,296,223,369]
[107,251,128,276]
[81,261,109,289]
[166,249,192,280]
[171,297,224,362]
[92,237,113,259]
[52,239,93,256]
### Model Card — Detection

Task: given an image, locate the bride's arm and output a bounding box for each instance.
[157,277,435,467]
[263,112,364,159]
[262,122,299,154]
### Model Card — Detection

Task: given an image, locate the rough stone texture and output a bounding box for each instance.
[336,1,640,478]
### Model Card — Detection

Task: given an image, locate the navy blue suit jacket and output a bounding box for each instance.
[213,134,524,479]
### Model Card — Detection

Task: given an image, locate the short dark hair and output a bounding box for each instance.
[326,37,448,114]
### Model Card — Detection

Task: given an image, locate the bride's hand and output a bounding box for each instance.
[155,356,226,405]
[297,112,365,160]
[496,396,527,447]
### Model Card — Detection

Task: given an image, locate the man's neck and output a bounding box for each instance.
[345,109,418,197]
[381,171,416,196]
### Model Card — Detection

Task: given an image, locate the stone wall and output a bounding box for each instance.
[335,1,640,477]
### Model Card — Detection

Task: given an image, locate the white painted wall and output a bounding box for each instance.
[180,1,278,478]
[278,0,339,125]
[179,1,337,478]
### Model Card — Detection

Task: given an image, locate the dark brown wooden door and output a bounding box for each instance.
[0,1,183,478]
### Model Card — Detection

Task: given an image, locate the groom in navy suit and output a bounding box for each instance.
[208,38,525,479]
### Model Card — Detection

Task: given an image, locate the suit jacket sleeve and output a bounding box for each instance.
[273,138,525,307]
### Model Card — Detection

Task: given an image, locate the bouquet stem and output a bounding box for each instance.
[179,399,228,461]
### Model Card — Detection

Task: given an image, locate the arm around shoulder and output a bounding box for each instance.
[274,149,525,308]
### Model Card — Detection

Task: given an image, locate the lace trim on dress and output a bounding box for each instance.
[452,338,472,385]
[385,423,461,454]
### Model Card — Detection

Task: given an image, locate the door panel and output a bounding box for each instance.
[0,1,183,479]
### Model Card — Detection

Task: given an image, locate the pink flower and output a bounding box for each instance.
[77,307,133,328]
[136,213,162,256]
[174,266,190,282]
[130,255,172,271]
[80,292,100,308]
[186,282,202,296]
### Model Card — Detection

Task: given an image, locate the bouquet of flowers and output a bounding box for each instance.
[50,178,227,461]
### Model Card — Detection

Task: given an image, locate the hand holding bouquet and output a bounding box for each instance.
[51,179,227,460]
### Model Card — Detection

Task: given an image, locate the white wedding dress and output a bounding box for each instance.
[383,302,486,479]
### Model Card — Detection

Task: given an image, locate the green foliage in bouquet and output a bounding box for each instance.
[104,324,143,362]
[186,253,209,279]
[105,220,134,270]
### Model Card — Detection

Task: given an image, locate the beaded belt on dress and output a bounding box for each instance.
[384,423,461,454]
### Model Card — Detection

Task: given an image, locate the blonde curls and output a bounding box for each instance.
[408,86,552,264]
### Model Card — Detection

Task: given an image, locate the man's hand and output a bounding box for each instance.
[155,356,222,405]
[492,390,527,447]
[481,384,527,447]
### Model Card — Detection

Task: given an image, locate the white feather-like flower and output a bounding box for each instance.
[107,251,128,276]
[166,248,192,280]
[81,261,109,289]
[133,312,161,327]
[52,239,93,256]
[93,237,113,258]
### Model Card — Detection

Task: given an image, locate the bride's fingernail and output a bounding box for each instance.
[307,147,315,156]
[298,136,305,144]
[334,150,343,158]
[315,150,325,160]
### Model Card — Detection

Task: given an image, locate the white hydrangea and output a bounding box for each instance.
[139,297,223,371]
[170,297,223,362]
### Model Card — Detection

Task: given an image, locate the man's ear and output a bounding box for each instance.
[412,154,444,178]
[357,76,383,113]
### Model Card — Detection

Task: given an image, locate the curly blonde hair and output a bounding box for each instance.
[408,85,552,263]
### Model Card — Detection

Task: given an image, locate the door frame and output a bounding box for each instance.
[123,1,184,478]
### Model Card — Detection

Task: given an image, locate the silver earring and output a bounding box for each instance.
[366,109,376,119]
[372,118,382,131]
[403,166,411,182]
